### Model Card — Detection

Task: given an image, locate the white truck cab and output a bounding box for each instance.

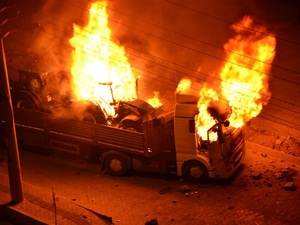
[174,91,245,182]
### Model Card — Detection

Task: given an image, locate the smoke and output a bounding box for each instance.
[7,0,299,110]
[27,0,92,72]
[22,0,298,76]
[242,0,300,33]
[106,0,249,104]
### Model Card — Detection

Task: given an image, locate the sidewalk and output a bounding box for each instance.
[0,172,112,225]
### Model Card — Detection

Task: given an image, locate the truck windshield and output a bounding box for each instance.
[198,123,234,151]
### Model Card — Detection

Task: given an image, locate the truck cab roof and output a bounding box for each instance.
[176,91,198,104]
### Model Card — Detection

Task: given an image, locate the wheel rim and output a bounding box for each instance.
[109,159,123,173]
[190,165,204,179]
[183,161,207,182]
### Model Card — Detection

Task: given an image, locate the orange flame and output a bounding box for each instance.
[69,1,137,117]
[220,15,276,128]
[195,85,219,141]
[176,78,191,93]
[147,91,162,108]
[191,16,276,141]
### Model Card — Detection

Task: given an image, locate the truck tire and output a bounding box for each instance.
[182,160,208,183]
[15,91,41,111]
[119,119,143,132]
[104,152,130,176]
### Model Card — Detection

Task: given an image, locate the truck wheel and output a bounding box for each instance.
[15,91,41,111]
[182,161,208,183]
[104,152,130,176]
[119,120,143,132]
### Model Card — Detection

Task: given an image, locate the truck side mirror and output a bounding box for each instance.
[212,126,218,133]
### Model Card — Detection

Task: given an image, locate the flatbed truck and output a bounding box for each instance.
[0,90,244,182]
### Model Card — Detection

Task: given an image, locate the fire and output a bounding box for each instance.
[192,15,276,141]
[69,1,137,117]
[195,85,219,141]
[220,15,276,127]
[147,91,162,108]
[176,78,191,93]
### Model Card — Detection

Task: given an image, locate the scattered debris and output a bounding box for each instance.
[266,182,272,187]
[274,173,283,180]
[284,182,296,191]
[281,167,297,182]
[179,185,190,193]
[244,126,300,158]
[145,218,158,225]
[275,139,282,146]
[159,186,172,194]
[251,172,263,180]
[261,153,268,158]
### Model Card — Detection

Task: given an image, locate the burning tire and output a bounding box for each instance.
[182,160,208,183]
[15,91,42,111]
[104,151,131,176]
[119,118,143,132]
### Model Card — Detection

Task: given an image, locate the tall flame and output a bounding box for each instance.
[220,16,276,128]
[147,91,162,108]
[69,1,137,116]
[192,16,276,141]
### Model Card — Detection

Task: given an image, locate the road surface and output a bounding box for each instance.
[0,143,299,225]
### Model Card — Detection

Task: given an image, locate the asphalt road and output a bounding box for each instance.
[0,143,299,225]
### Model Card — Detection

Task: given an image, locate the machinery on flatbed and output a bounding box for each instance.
[9,69,157,131]
[0,84,245,182]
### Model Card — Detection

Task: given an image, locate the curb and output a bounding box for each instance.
[0,204,46,225]
[245,141,300,167]
[0,178,111,225]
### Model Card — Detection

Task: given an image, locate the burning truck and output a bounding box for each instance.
[0,78,245,182]
[1,1,276,182]
[3,67,245,182]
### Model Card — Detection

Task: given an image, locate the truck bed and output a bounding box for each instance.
[0,105,149,156]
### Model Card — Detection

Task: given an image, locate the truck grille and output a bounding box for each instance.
[230,131,243,150]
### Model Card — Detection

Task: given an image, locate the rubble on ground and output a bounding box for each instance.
[244,126,300,158]
[245,162,298,190]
